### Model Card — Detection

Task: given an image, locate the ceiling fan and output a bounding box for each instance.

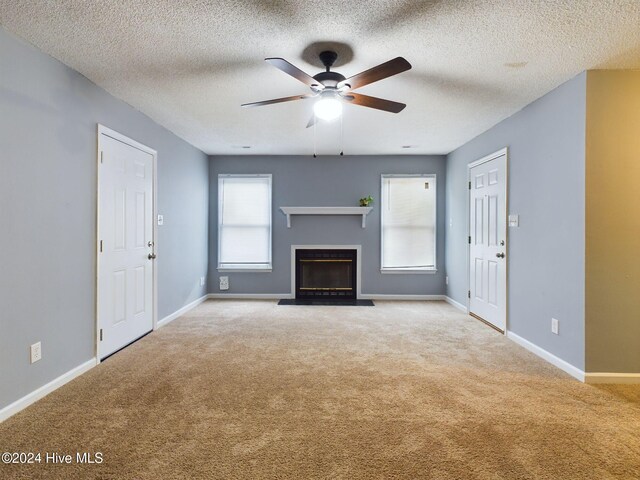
[241,51,412,127]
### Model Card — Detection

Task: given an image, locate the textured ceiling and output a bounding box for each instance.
[1,1,640,155]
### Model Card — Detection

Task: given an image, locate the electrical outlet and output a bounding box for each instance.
[200,276,205,287]
[551,318,559,335]
[219,276,229,291]
[30,342,42,364]
[445,276,449,285]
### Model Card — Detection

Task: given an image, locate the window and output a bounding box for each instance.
[218,174,272,271]
[381,174,436,272]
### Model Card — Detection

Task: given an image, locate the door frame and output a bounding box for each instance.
[95,124,158,362]
[466,147,509,334]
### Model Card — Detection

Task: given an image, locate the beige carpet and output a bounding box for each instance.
[1,300,639,479]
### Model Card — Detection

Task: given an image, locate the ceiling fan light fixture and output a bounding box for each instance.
[313,94,342,121]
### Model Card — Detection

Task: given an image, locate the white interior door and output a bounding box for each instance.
[98,128,155,359]
[468,151,507,332]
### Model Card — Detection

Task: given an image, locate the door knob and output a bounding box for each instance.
[148,253,157,260]
[496,252,505,258]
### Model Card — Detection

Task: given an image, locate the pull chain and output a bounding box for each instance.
[340,110,344,156]
[313,113,317,158]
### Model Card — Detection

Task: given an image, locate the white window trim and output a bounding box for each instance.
[217,174,272,272]
[380,174,437,274]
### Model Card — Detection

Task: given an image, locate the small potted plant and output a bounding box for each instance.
[359,195,373,207]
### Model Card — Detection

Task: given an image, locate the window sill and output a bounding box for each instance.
[218,267,272,273]
[380,269,438,275]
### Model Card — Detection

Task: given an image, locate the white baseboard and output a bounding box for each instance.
[0,358,97,423]
[584,372,640,384]
[207,293,293,300]
[206,293,447,301]
[445,296,467,312]
[157,294,209,328]
[359,294,445,301]
[506,331,585,382]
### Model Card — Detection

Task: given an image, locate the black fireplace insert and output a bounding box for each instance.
[295,249,357,301]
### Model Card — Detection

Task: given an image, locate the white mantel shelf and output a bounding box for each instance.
[280,207,374,228]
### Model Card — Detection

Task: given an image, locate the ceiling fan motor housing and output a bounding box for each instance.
[313,71,346,88]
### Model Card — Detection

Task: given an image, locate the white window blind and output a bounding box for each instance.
[381,175,436,271]
[218,174,272,270]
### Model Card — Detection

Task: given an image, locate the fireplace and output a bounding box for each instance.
[295,249,357,301]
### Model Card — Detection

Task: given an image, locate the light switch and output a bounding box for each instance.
[157,215,164,226]
[508,214,519,227]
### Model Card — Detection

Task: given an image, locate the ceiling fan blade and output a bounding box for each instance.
[265,58,324,90]
[343,92,406,113]
[338,57,412,91]
[241,93,315,108]
[306,115,318,129]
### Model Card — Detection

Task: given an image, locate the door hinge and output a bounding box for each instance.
[99,329,103,341]
[99,240,103,253]
[468,290,471,299]
[468,181,471,190]
[100,151,104,164]
[468,236,471,244]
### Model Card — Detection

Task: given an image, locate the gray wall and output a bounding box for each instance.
[0,27,209,410]
[209,155,446,296]
[445,73,587,370]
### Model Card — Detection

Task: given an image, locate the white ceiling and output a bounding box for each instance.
[1,0,640,155]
